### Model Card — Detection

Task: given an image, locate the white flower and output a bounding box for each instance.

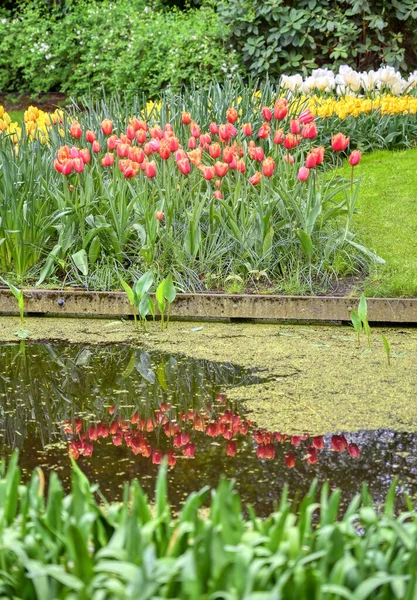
[360,70,378,92]
[281,74,303,93]
[336,65,361,93]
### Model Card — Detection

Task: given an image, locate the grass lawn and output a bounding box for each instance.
[347,148,417,297]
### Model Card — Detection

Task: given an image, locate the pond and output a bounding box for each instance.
[0,341,416,515]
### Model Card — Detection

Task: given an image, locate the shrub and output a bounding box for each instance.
[0,453,416,598]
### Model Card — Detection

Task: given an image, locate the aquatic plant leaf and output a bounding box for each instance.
[358,293,368,322]
[350,310,362,334]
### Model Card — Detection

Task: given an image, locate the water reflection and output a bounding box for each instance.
[0,342,415,514]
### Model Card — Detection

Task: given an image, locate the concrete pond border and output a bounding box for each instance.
[0,289,416,323]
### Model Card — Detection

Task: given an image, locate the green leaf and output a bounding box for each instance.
[350,310,362,335]
[88,236,101,266]
[358,293,367,322]
[120,279,135,307]
[162,274,176,304]
[133,270,154,301]
[295,229,313,259]
[72,249,89,276]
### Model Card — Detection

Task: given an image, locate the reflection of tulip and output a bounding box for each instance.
[226,440,237,456]
[291,435,301,447]
[152,449,163,464]
[331,435,348,452]
[167,451,176,467]
[348,443,360,458]
[312,436,324,450]
[112,434,123,446]
[183,442,196,458]
[285,453,296,468]
[206,423,219,437]
[306,447,318,464]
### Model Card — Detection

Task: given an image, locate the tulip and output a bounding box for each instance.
[92,140,101,153]
[168,136,179,152]
[301,122,317,139]
[331,133,350,151]
[249,172,262,186]
[183,442,196,458]
[312,146,325,164]
[188,148,202,166]
[152,449,163,464]
[214,190,223,199]
[226,107,238,123]
[285,453,296,468]
[222,146,235,164]
[206,422,219,437]
[348,443,360,458]
[283,153,294,164]
[262,157,275,177]
[177,158,191,175]
[129,117,141,131]
[144,143,153,156]
[107,135,119,150]
[273,129,284,145]
[209,143,221,159]
[305,152,317,169]
[261,106,272,121]
[190,121,201,138]
[241,123,252,136]
[200,165,215,180]
[209,121,219,135]
[182,111,191,125]
[188,136,197,149]
[226,440,237,456]
[135,129,147,144]
[126,124,135,141]
[150,125,164,140]
[101,119,113,135]
[290,119,301,134]
[145,160,157,178]
[297,166,310,181]
[73,158,85,173]
[124,164,137,178]
[79,148,91,164]
[253,146,264,161]
[116,143,130,158]
[167,451,176,467]
[274,99,288,120]
[175,149,187,162]
[214,161,229,177]
[54,159,64,173]
[86,130,96,143]
[299,109,315,124]
[312,436,324,450]
[257,122,270,139]
[236,159,246,173]
[159,140,171,160]
[349,150,361,166]
[291,435,301,447]
[284,134,300,150]
[215,179,222,188]
[69,121,82,139]
[331,434,348,452]
[307,448,318,464]
[199,133,211,148]
[219,123,236,143]
[129,146,145,163]
[57,145,71,162]
[101,152,114,167]
[112,434,123,446]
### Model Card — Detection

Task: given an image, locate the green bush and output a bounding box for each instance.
[0,453,416,598]
[217,0,417,79]
[0,0,238,97]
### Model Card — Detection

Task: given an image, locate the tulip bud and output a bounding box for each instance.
[262,157,275,177]
[214,161,229,177]
[190,121,200,138]
[135,129,147,144]
[349,150,361,166]
[274,99,288,120]
[126,124,135,141]
[209,143,221,159]
[86,130,96,143]
[177,158,191,175]
[101,119,113,135]
[301,122,317,139]
[305,152,317,169]
[226,440,237,456]
[261,106,272,121]
[285,453,296,468]
[188,136,197,149]
[156,210,165,221]
[79,148,91,164]
[107,135,119,150]
[236,159,246,173]
[257,122,270,139]
[299,109,315,124]
[283,153,294,164]
[214,190,223,199]
[297,166,310,181]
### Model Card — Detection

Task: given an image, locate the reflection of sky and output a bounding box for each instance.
[0,343,416,515]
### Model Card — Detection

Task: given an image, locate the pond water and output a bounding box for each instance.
[0,342,416,515]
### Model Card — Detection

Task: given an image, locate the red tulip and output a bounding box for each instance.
[182,111,191,125]
[152,449,163,464]
[299,109,315,124]
[199,133,211,148]
[307,448,318,465]
[209,121,219,135]
[128,146,145,163]
[226,107,238,123]
[241,123,252,136]
[331,133,350,152]
[86,130,96,143]
[145,160,157,178]
[190,121,201,138]
[168,136,179,152]
[236,159,246,173]
[284,134,300,150]
[175,149,187,162]
[135,129,147,144]
[261,106,272,121]
[69,121,82,139]
[348,443,360,458]
[312,436,324,450]
[214,161,229,178]
[253,146,264,161]
[257,122,270,139]
[331,435,348,452]
[200,165,215,180]
[226,440,237,456]
[262,157,275,177]
[79,148,91,164]
[54,159,64,173]
[290,119,301,135]
[167,451,176,467]
[349,150,361,166]
[150,126,163,140]
[274,99,288,120]
[222,146,235,164]
[101,152,114,167]
[285,453,296,468]
[301,122,317,139]
[176,157,190,175]
[249,172,262,186]
[291,435,301,447]
[101,119,113,135]
[209,143,221,159]
[273,129,284,145]
[92,140,101,153]
[183,442,196,458]
[219,123,236,143]
[297,166,310,181]
[312,146,325,165]
[107,135,119,150]
[117,143,130,158]
[73,158,84,173]
[214,190,223,199]
[215,179,222,188]
[112,434,123,446]
[188,136,197,149]
[159,140,171,160]
[305,152,317,169]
